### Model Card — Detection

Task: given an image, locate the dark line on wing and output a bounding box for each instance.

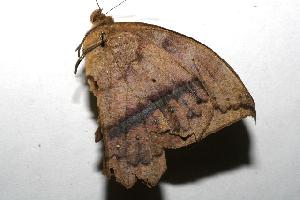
[108,82,189,139]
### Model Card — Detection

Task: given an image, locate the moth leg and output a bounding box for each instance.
[74,41,102,74]
[75,23,105,57]
[74,32,108,74]
[100,31,107,47]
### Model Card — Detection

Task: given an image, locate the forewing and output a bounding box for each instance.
[83,23,255,188]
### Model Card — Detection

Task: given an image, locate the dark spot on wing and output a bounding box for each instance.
[133,141,151,166]
[187,109,202,119]
[135,51,144,62]
[162,37,177,53]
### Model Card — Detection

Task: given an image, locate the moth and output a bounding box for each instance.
[75,6,255,188]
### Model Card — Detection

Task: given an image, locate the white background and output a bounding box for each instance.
[0,0,299,199]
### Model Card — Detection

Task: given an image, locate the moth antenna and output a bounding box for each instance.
[96,0,101,11]
[105,0,128,15]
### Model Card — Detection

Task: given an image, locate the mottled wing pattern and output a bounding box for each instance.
[83,23,255,188]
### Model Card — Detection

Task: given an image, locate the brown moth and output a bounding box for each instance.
[75,7,255,188]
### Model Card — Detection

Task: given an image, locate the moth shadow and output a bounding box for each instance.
[162,120,252,184]
[105,181,163,200]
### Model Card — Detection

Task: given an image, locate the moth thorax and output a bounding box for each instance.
[90,9,114,25]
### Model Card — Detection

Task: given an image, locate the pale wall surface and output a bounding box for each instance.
[0,0,299,200]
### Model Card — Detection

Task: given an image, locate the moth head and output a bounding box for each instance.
[90,9,114,25]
